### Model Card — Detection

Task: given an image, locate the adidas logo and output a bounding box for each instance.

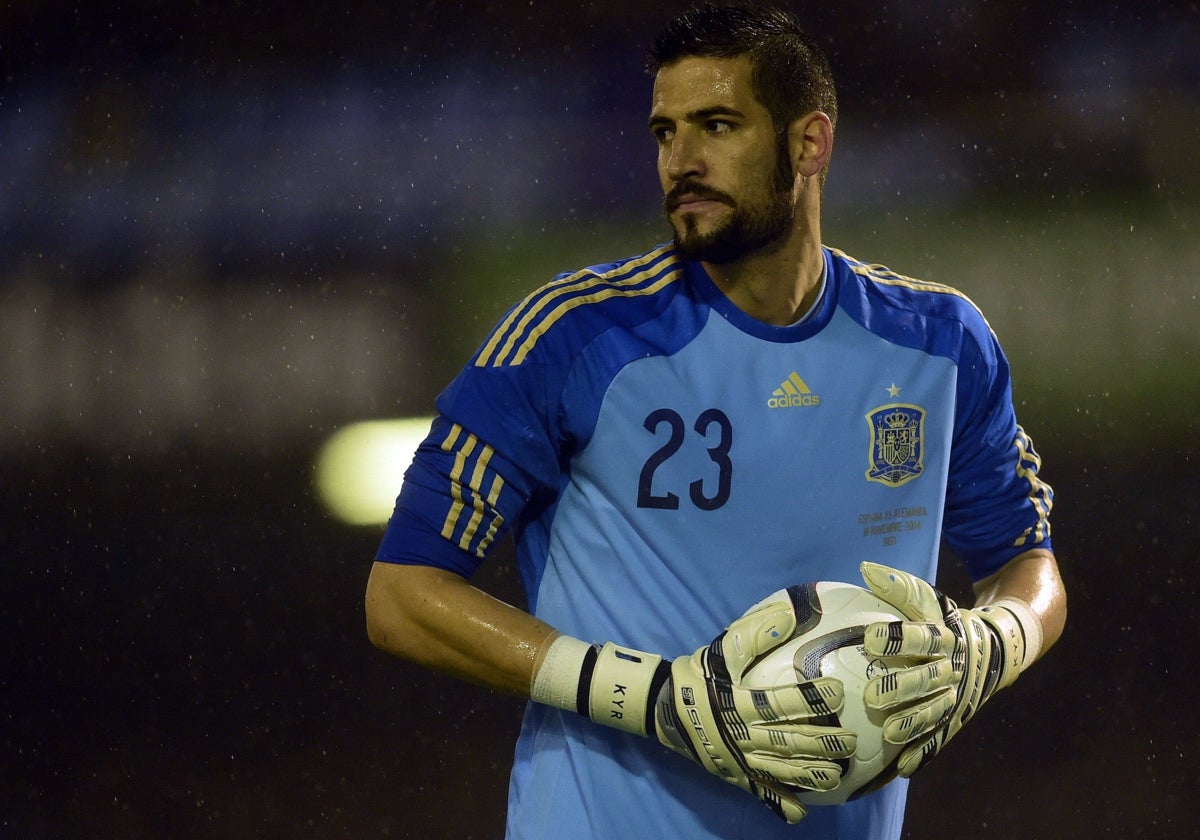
[767,371,821,408]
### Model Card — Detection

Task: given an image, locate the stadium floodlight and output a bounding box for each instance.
[314,417,433,526]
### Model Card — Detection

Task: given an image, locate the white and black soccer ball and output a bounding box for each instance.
[741,580,914,806]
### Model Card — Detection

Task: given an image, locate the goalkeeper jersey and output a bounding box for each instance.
[376,244,1053,840]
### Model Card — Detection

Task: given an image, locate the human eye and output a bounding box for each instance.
[706,118,734,135]
[650,123,675,145]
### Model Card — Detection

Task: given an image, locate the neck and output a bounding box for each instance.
[703,219,825,327]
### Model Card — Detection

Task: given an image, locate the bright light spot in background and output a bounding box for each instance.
[314,417,434,526]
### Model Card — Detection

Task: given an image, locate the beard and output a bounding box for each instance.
[666,141,796,264]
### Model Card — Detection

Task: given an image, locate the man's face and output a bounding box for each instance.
[649,55,795,264]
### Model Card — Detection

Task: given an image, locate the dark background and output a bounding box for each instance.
[3,2,1198,837]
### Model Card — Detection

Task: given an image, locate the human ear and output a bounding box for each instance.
[788,111,834,179]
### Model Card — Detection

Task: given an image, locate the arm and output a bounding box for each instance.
[971,547,1066,658]
[364,560,557,697]
[365,559,859,823]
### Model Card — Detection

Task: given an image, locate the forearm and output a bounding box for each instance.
[971,548,1067,664]
[365,560,558,697]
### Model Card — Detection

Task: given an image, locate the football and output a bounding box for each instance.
[740,580,914,806]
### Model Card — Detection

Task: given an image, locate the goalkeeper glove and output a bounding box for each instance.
[531,590,858,824]
[858,561,1043,777]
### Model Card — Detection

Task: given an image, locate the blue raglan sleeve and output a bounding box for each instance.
[374,318,570,577]
[942,317,1054,580]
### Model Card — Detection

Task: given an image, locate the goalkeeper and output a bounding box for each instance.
[364,4,1066,839]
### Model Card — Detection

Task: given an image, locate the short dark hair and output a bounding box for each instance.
[648,3,838,135]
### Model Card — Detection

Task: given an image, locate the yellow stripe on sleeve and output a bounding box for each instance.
[506,272,681,366]
[435,423,507,557]
[476,246,679,368]
[1012,425,1053,547]
[439,427,478,542]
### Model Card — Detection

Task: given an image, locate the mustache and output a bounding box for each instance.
[663,181,735,212]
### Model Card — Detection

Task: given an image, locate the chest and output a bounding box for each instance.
[568,311,957,577]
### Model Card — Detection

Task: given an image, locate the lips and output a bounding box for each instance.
[665,183,732,212]
[673,196,723,212]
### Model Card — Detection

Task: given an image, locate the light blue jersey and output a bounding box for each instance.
[377,244,1053,840]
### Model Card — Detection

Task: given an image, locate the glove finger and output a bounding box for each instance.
[895,731,943,778]
[881,690,956,745]
[721,597,799,680]
[754,780,809,824]
[865,658,960,711]
[860,562,944,622]
[744,723,858,760]
[746,753,845,792]
[737,677,845,725]
[864,619,960,659]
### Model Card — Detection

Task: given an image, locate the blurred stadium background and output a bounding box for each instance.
[3,1,1197,836]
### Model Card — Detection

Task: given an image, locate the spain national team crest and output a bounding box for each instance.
[865,404,925,487]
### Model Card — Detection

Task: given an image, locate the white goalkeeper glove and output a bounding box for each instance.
[531,591,858,824]
[858,561,1043,777]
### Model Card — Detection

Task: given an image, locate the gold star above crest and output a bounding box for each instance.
[886,383,901,397]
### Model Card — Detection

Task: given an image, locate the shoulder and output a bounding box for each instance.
[827,246,999,363]
[472,244,688,368]
[829,246,991,325]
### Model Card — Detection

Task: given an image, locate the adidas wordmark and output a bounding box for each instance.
[767,372,821,409]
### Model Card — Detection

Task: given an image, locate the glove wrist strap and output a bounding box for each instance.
[976,597,1043,689]
[587,642,667,737]
[531,637,670,738]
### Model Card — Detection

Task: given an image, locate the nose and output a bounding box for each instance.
[663,129,705,183]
